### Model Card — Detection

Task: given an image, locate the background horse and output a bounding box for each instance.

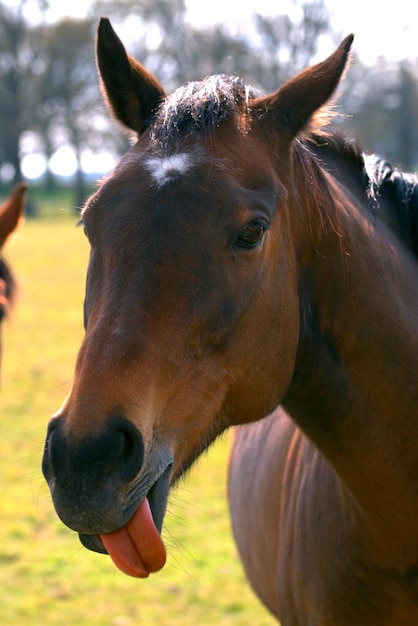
[0,183,26,373]
[42,19,418,625]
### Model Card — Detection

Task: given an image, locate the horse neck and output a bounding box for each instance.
[283,151,418,559]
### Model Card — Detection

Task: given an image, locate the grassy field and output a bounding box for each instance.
[0,196,277,626]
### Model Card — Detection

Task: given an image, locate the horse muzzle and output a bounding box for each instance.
[41,414,174,546]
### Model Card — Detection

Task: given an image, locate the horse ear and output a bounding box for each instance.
[96,17,166,135]
[251,35,354,141]
[0,183,26,249]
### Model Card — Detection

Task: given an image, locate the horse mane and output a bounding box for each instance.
[363,152,418,256]
[150,75,259,154]
[298,131,418,259]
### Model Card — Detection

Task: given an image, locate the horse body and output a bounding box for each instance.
[230,412,418,626]
[41,19,418,624]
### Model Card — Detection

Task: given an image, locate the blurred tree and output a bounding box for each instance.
[0,1,37,186]
[0,2,121,204]
[339,56,418,169]
[397,63,418,169]
[92,0,332,92]
[248,0,331,91]
[91,0,189,88]
[1,0,417,201]
[29,17,99,204]
[91,0,253,90]
[184,23,253,83]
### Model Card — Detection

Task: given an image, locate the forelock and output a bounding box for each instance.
[149,74,260,154]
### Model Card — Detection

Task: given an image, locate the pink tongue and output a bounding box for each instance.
[99,498,166,578]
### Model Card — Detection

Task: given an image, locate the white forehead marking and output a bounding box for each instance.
[144,152,194,186]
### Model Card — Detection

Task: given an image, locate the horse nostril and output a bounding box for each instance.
[42,415,145,489]
[114,417,145,482]
[42,416,64,482]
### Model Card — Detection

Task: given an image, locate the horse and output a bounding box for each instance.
[0,182,26,373]
[41,18,418,625]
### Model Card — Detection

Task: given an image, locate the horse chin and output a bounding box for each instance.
[147,462,173,532]
[79,533,107,554]
[78,461,173,555]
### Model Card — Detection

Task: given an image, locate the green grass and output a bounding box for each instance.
[0,204,277,625]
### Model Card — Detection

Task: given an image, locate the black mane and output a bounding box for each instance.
[363,152,418,256]
[307,131,418,259]
[150,74,258,155]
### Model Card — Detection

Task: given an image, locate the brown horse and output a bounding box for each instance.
[0,183,26,371]
[41,19,418,624]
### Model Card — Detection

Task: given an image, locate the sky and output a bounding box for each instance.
[187,0,417,65]
[10,0,418,179]
[35,0,418,65]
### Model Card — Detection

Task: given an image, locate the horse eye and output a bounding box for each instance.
[235,220,268,249]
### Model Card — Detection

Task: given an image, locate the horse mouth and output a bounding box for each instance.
[80,533,107,553]
[78,462,173,556]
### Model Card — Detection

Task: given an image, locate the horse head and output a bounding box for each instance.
[42,18,353,576]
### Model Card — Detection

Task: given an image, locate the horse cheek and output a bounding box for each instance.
[225,280,299,426]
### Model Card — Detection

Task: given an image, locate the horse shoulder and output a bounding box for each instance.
[228,409,306,618]
[228,409,360,625]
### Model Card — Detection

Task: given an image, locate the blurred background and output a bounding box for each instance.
[0,1,417,625]
[1,0,418,209]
